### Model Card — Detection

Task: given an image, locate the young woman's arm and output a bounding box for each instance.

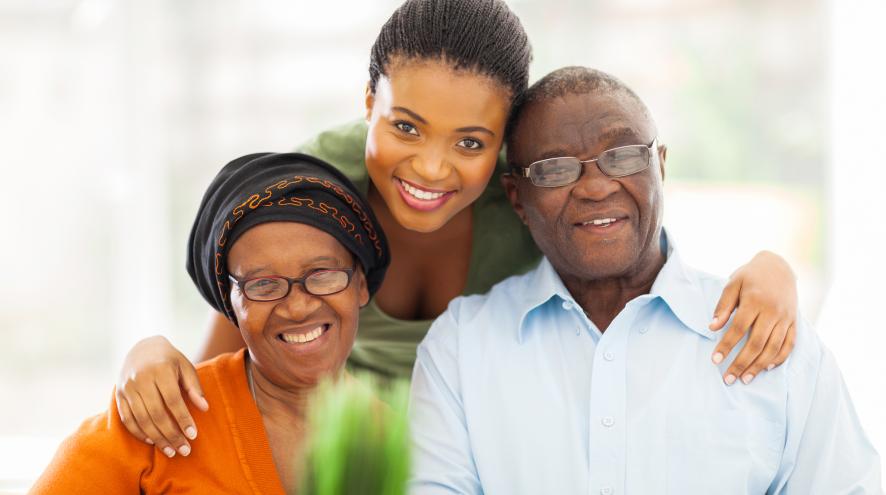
[709,250,798,385]
[114,311,242,457]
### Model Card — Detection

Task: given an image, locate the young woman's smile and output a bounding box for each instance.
[364,58,511,233]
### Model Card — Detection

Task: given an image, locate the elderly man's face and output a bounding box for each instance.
[504,91,667,282]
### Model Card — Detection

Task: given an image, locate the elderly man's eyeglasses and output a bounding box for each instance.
[512,139,658,187]
[229,266,355,302]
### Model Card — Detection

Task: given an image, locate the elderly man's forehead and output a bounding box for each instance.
[517,91,653,155]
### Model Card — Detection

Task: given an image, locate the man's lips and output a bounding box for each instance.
[572,212,630,227]
[572,213,631,233]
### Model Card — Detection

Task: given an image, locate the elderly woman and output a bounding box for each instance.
[31,152,390,494]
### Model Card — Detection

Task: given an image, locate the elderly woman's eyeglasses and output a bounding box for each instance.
[229,267,355,302]
[512,139,658,187]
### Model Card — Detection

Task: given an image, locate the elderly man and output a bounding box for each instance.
[409,66,881,494]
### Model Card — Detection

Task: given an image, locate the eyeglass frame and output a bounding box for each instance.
[228,265,356,302]
[511,138,659,187]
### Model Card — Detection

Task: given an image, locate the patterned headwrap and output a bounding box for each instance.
[186,152,390,324]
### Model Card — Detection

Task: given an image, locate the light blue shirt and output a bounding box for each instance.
[409,241,881,494]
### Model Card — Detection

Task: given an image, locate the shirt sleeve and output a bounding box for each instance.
[409,305,483,495]
[29,390,154,494]
[769,324,883,494]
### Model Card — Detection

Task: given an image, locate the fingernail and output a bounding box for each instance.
[185,427,197,440]
[741,374,754,385]
[163,447,176,458]
[178,445,191,457]
[145,438,154,445]
[724,374,736,385]
[767,364,775,371]
[712,352,724,365]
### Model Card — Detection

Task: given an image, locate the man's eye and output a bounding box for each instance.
[394,122,419,135]
[457,138,483,150]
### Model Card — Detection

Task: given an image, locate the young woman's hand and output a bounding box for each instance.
[709,251,798,385]
[115,335,208,458]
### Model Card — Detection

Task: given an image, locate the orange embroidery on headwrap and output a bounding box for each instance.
[214,174,382,316]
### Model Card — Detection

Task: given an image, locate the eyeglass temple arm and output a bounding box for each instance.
[510,166,532,178]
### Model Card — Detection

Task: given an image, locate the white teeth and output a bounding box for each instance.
[400,179,446,201]
[281,326,326,344]
[583,217,618,226]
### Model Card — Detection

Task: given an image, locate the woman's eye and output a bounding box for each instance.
[394,122,419,136]
[457,137,483,150]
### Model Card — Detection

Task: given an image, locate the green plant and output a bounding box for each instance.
[300,375,411,495]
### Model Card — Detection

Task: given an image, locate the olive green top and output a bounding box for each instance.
[297,120,541,378]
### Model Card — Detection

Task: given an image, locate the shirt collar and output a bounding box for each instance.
[649,235,718,340]
[515,257,578,343]
[516,231,716,342]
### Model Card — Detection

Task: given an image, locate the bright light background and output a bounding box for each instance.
[0,0,883,492]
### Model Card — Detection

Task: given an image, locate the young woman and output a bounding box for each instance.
[115,0,799,459]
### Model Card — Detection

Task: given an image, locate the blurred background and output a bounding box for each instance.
[1,0,884,491]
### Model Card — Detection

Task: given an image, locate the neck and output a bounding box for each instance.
[247,357,315,428]
[562,239,666,333]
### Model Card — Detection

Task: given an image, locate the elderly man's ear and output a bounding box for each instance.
[501,173,529,225]
[658,143,668,180]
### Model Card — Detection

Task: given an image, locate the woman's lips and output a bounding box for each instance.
[275,323,332,352]
[394,177,455,212]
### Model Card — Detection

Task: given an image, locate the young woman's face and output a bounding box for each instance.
[364,59,511,233]
[227,222,368,388]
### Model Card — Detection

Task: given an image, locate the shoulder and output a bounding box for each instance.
[30,391,154,493]
[679,259,823,373]
[294,119,369,190]
[194,350,248,400]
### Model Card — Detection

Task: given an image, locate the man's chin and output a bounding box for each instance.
[554,253,637,281]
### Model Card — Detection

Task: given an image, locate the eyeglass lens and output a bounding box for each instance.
[529,145,651,186]
[242,270,350,301]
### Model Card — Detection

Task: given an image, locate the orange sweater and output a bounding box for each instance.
[30,349,287,494]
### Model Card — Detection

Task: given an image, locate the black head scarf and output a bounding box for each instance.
[187,152,390,324]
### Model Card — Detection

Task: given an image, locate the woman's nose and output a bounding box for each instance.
[276,285,322,321]
[411,149,451,183]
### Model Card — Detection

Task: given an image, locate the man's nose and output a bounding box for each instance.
[570,162,620,201]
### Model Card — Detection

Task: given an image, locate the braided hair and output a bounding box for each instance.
[369,0,532,101]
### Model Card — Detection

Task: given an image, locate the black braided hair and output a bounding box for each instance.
[369,0,532,101]
[505,66,651,150]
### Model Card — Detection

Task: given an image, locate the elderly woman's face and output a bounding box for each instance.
[226,222,369,387]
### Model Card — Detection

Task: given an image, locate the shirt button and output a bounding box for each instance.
[601,416,615,428]
[603,351,615,361]
[600,487,613,495]
[562,301,574,310]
